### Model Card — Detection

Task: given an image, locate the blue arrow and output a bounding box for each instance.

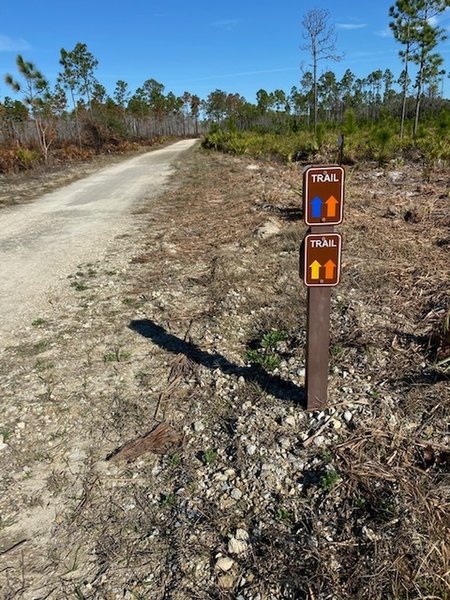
[311,196,323,219]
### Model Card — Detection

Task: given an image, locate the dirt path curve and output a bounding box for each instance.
[0,139,197,347]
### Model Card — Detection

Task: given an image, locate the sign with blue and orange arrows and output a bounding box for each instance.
[303,233,342,287]
[304,166,345,226]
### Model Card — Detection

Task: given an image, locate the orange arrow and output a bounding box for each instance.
[325,196,339,218]
[309,260,321,280]
[324,259,336,280]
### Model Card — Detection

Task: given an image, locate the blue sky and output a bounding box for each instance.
[1,0,449,102]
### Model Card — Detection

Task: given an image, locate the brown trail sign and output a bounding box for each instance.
[303,166,345,226]
[301,165,345,410]
[303,233,342,287]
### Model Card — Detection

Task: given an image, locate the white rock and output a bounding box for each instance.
[193,421,204,433]
[246,445,257,456]
[256,219,282,239]
[228,537,248,555]
[231,488,242,500]
[285,416,296,427]
[235,528,249,541]
[388,170,403,182]
[343,410,353,423]
[69,448,86,462]
[313,435,326,446]
[332,419,342,430]
[0,442,8,452]
[216,557,234,572]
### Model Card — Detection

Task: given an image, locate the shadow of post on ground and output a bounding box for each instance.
[129,319,305,407]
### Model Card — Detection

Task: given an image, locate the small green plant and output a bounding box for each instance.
[355,496,367,509]
[277,508,294,523]
[160,493,177,508]
[202,449,218,465]
[70,281,88,292]
[168,453,181,467]
[245,329,287,372]
[31,318,47,327]
[0,428,12,442]
[35,359,54,371]
[122,298,135,306]
[320,469,341,492]
[33,339,49,353]
[331,343,344,356]
[103,349,131,363]
[371,126,394,164]
[321,449,333,464]
[261,330,287,349]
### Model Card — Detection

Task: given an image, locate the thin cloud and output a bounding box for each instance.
[0,34,30,52]
[377,28,393,38]
[337,23,367,30]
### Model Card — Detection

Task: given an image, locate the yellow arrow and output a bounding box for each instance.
[325,195,339,218]
[309,260,321,280]
[324,259,336,280]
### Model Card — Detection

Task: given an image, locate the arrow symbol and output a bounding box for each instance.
[324,260,336,280]
[309,260,321,280]
[310,196,323,219]
[325,196,339,218]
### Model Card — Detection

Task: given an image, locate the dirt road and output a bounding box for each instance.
[0,139,197,347]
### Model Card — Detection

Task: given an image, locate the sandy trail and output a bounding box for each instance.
[0,139,197,347]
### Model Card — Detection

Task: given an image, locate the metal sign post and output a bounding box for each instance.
[301,166,345,410]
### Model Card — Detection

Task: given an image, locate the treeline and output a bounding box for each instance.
[0,43,204,171]
[200,71,448,131]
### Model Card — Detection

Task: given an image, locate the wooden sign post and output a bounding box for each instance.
[301,166,345,410]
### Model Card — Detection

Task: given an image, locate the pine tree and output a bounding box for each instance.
[5,55,53,162]
[410,1,448,137]
[390,0,449,138]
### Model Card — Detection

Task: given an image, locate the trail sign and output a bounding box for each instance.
[303,233,342,287]
[303,166,345,226]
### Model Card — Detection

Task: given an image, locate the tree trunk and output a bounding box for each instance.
[70,88,82,148]
[313,50,318,135]
[413,58,424,139]
[400,56,409,140]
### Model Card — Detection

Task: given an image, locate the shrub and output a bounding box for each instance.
[16,147,41,170]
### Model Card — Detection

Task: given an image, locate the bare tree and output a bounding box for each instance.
[301,9,342,134]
